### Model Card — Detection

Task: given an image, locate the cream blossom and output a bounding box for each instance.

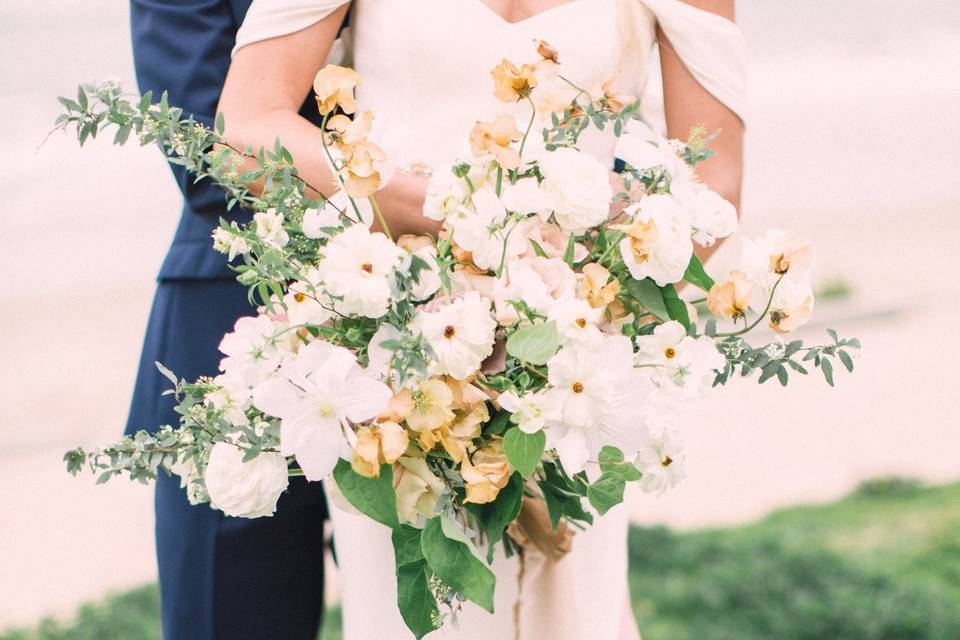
[461,439,512,504]
[469,114,522,170]
[491,58,538,102]
[767,277,815,334]
[577,263,620,309]
[351,421,409,478]
[218,314,284,383]
[707,270,755,320]
[252,341,392,481]
[522,222,588,262]
[538,147,612,232]
[313,64,361,115]
[317,224,404,318]
[204,442,289,518]
[742,228,815,283]
[212,226,250,260]
[616,195,693,287]
[634,321,724,397]
[497,390,558,434]
[633,428,686,495]
[450,189,528,271]
[493,256,576,323]
[683,186,738,247]
[395,455,446,526]
[547,297,604,346]
[253,209,289,249]
[500,177,554,219]
[412,291,497,380]
[542,335,652,472]
[423,171,468,222]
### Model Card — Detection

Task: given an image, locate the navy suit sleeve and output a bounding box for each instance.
[130,0,240,217]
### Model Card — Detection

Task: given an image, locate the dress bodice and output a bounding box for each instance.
[235,0,746,171]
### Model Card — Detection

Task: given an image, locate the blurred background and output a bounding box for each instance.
[2,0,959,638]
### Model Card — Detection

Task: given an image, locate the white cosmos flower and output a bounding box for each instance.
[633,428,686,495]
[542,335,652,473]
[253,208,289,248]
[497,390,559,434]
[451,189,528,271]
[317,224,404,318]
[204,442,290,518]
[618,194,693,287]
[634,321,724,398]
[423,171,468,222]
[538,147,612,232]
[252,341,392,481]
[282,269,332,328]
[412,291,497,380]
[547,297,604,346]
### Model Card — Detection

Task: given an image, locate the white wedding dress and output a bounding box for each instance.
[234,1,746,638]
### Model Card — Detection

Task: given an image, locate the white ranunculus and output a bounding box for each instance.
[423,171,468,222]
[204,443,289,518]
[317,225,404,318]
[633,428,686,495]
[451,189,528,271]
[252,341,393,480]
[618,194,693,287]
[412,291,497,380]
[408,245,443,301]
[634,321,724,397]
[682,187,738,247]
[497,390,558,434]
[253,208,289,248]
[542,335,652,473]
[538,147,612,232]
[493,256,576,323]
[547,297,604,346]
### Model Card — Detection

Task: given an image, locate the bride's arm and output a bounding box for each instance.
[661,0,744,261]
[216,6,437,237]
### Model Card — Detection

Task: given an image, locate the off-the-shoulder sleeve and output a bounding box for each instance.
[641,0,747,121]
[233,0,351,56]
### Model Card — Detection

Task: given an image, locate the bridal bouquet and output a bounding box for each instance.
[58,43,858,638]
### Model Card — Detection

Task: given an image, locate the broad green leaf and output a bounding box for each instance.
[421,516,496,613]
[838,350,854,373]
[154,362,179,388]
[506,321,559,365]
[395,560,439,639]
[821,357,835,387]
[683,254,715,291]
[661,284,691,331]
[598,446,641,482]
[484,409,512,437]
[586,472,626,515]
[622,278,669,320]
[333,459,400,529]
[465,473,523,562]
[392,525,426,567]
[503,428,546,478]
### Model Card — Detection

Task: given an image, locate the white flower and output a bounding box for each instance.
[634,321,724,397]
[542,335,652,473]
[682,187,738,247]
[254,208,289,248]
[614,121,690,179]
[205,381,250,427]
[766,277,815,334]
[212,226,250,260]
[538,147,612,232]
[218,314,283,383]
[317,225,404,318]
[634,428,686,494]
[617,194,693,287]
[412,291,497,380]
[500,177,554,219]
[741,229,815,285]
[497,390,558,434]
[451,189,528,271]
[408,245,443,301]
[303,190,375,239]
[547,297,604,346]
[365,323,402,381]
[204,442,289,518]
[423,171,468,222]
[252,341,392,480]
[170,454,208,505]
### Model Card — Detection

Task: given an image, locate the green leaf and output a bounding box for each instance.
[465,473,523,562]
[154,362,179,388]
[683,254,715,291]
[661,284,691,331]
[395,559,440,639]
[598,446,642,481]
[215,111,225,135]
[622,278,669,320]
[586,472,626,515]
[505,321,560,365]
[529,238,548,258]
[821,357,835,387]
[503,428,546,478]
[333,459,400,529]
[392,525,426,567]
[838,350,854,373]
[484,408,512,436]
[563,233,576,265]
[421,516,496,613]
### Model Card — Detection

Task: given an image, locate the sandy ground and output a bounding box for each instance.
[3,0,960,631]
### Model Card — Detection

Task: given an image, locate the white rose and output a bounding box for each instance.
[500,177,554,219]
[204,443,289,518]
[618,194,693,287]
[538,147,612,232]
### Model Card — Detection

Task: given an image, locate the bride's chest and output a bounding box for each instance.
[350,0,626,88]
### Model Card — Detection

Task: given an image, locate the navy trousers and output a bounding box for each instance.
[126,279,327,640]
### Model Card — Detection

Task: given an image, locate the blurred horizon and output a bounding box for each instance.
[2,0,959,630]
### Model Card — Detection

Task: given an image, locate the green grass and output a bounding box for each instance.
[5,478,959,640]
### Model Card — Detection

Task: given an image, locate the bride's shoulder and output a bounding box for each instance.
[236,0,351,55]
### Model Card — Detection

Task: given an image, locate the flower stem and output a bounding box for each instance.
[368,195,393,241]
[519,95,537,159]
[716,275,784,338]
